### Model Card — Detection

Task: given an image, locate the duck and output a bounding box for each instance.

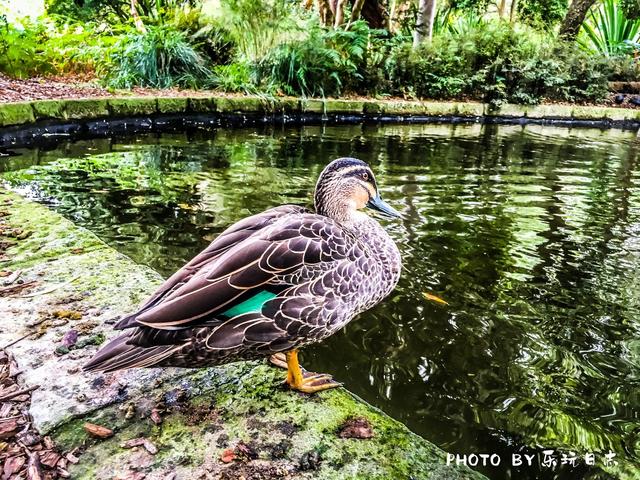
[84,157,402,393]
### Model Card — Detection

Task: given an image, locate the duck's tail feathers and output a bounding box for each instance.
[83,334,178,373]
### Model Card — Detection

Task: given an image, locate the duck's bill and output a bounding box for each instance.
[367,195,402,219]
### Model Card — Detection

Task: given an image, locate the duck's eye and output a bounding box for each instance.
[361,172,369,181]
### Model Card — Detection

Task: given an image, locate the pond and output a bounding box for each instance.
[2,122,640,479]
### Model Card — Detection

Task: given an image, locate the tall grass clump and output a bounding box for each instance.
[580,0,640,56]
[256,20,386,97]
[105,25,213,88]
[216,0,303,62]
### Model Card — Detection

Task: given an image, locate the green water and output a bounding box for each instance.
[3,123,640,479]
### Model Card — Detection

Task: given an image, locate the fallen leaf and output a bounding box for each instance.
[235,441,258,460]
[52,310,82,320]
[61,330,79,348]
[70,248,84,255]
[3,455,26,478]
[0,271,11,277]
[150,409,162,425]
[121,438,145,448]
[220,448,235,463]
[17,430,41,446]
[39,450,62,468]
[142,439,158,455]
[84,422,113,439]
[57,467,71,478]
[422,292,449,305]
[0,418,20,439]
[337,417,374,439]
[26,452,43,480]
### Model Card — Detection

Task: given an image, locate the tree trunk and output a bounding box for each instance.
[509,0,519,22]
[413,0,436,47]
[334,0,348,27]
[317,0,335,26]
[130,0,146,32]
[360,0,386,29]
[348,0,366,26]
[559,0,597,40]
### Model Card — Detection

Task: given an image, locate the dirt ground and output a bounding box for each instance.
[2,74,640,109]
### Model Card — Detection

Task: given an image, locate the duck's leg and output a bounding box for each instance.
[285,349,341,393]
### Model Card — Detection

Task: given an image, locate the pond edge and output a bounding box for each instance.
[1,96,639,149]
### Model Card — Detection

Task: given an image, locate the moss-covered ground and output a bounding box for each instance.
[2,95,640,128]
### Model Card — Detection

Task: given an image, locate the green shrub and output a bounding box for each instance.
[216,0,303,62]
[104,25,213,89]
[212,62,257,93]
[255,20,384,97]
[0,16,51,78]
[387,21,610,105]
[0,16,104,78]
[608,54,640,80]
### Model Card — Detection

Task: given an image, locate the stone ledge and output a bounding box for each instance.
[1,96,638,128]
[0,187,485,480]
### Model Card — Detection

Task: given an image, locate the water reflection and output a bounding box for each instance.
[3,124,640,479]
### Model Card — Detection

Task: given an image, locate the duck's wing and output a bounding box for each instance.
[126,213,354,331]
[114,205,308,330]
[84,213,361,372]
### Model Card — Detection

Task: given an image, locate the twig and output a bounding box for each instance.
[19,275,80,298]
[0,281,37,296]
[2,270,21,286]
[0,385,39,403]
[2,332,34,349]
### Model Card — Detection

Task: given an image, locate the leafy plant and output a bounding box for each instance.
[255,20,384,97]
[386,20,610,105]
[212,62,257,93]
[0,16,50,78]
[580,0,640,56]
[216,0,304,62]
[104,25,213,88]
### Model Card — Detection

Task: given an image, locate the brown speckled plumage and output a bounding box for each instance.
[84,158,402,373]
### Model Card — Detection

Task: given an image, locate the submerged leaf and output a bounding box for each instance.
[422,292,449,305]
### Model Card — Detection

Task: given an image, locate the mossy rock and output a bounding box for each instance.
[324,100,365,114]
[379,101,428,115]
[483,103,525,117]
[455,102,484,117]
[571,105,639,121]
[216,96,266,113]
[32,100,66,120]
[421,102,460,116]
[524,104,572,119]
[60,363,486,480]
[268,97,300,114]
[187,96,217,113]
[362,101,383,114]
[64,99,109,120]
[300,99,325,114]
[108,97,158,117]
[0,102,35,127]
[157,97,189,114]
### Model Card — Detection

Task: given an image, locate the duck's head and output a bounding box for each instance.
[314,157,401,222]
